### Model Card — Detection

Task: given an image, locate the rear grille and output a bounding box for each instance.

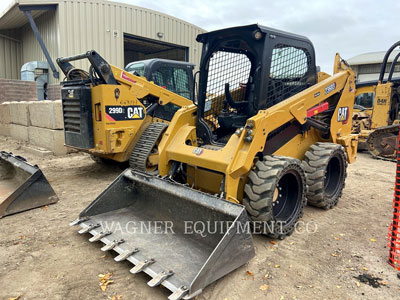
[63,99,81,133]
[61,84,94,149]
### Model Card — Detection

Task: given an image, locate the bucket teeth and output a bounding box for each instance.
[89,231,112,242]
[130,258,155,274]
[78,223,100,234]
[147,270,174,287]
[101,239,125,252]
[114,248,139,262]
[168,286,189,300]
[70,217,89,227]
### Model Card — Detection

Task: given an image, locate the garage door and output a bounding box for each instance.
[124,34,188,66]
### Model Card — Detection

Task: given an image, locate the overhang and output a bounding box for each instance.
[0,0,57,30]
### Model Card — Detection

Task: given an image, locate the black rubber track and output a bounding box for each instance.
[243,155,307,239]
[302,142,347,209]
[129,122,168,174]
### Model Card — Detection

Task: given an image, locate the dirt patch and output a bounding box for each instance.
[1,136,400,300]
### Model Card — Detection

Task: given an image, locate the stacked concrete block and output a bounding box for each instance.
[29,100,63,129]
[0,102,11,136]
[9,101,31,126]
[27,100,66,155]
[0,123,9,136]
[0,100,68,156]
[0,79,37,103]
[46,84,62,100]
[10,124,29,141]
[8,101,31,141]
[28,126,67,155]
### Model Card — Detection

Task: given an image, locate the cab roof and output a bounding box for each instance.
[196,24,313,45]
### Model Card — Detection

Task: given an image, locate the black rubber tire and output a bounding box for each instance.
[243,155,307,239]
[302,143,347,209]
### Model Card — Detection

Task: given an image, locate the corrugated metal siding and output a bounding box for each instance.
[20,9,59,83]
[357,63,400,75]
[58,0,205,73]
[0,0,205,83]
[0,34,22,79]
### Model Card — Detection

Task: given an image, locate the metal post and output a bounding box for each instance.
[21,9,59,79]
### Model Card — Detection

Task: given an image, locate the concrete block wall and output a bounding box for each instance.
[0,100,67,155]
[0,102,10,136]
[28,126,66,155]
[46,84,62,100]
[9,101,31,126]
[29,100,63,129]
[0,79,37,104]
[10,124,29,141]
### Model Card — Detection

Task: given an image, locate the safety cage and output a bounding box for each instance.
[195,24,317,144]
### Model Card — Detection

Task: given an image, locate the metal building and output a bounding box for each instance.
[0,0,205,84]
[348,50,400,82]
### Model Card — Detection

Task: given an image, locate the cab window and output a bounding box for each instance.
[173,68,190,99]
[151,67,191,99]
[126,63,145,76]
[266,44,312,107]
[355,92,374,108]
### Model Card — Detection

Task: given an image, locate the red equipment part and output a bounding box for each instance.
[306,102,329,118]
[388,126,400,270]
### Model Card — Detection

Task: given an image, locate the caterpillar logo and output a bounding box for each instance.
[67,89,74,98]
[127,106,144,119]
[337,106,349,124]
[105,105,145,121]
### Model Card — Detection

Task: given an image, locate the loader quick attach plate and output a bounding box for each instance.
[0,151,58,218]
[71,169,255,299]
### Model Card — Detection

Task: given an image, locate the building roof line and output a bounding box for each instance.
[348,49,400,65]
[0,0,206,32]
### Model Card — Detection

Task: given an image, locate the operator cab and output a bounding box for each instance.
[125,59,195,100]
[195,24,317,144]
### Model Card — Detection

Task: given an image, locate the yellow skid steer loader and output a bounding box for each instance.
[71,25,358,299]
[0,151,58,218]
[56,51,193,171]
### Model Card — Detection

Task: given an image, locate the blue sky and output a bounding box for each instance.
[1,0,400,72]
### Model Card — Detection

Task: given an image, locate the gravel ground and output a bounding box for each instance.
[1,135,399,300]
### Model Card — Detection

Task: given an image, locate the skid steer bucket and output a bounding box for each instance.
[71,169,255,299]
[0,151,58,218]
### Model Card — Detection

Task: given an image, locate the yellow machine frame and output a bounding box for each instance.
[158,55,358,203]
[75,65,191,162]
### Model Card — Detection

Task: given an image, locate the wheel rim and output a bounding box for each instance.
[272,170,302,224]
[324,155,343,198]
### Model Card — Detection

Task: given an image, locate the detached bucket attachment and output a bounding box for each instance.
[71,169,255,299]
[0,151,59,218]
